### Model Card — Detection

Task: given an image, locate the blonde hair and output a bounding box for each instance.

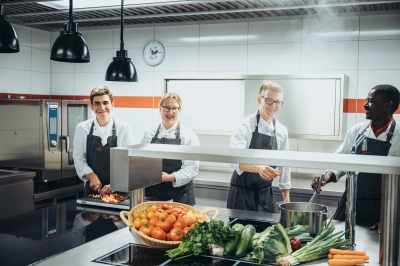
[159,92,182,109]
[90,85,114,104]
[259,80,283,95]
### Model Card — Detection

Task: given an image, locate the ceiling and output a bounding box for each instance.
[1,0,400,31]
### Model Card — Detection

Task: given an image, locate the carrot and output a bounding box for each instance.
[332,254,369,260]
[328,254,333,259]
[328,259,365,266]
[329,249,366,256]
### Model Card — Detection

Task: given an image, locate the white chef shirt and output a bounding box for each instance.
[331,119,400,181]
[230,111,291,190]
[139,122,200,188]
[73,117,134,180]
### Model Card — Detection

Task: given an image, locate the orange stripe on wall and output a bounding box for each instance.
[113,96,159,108]
[344,98,400,114]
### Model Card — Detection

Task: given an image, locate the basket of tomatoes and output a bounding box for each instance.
[120,201,218,249]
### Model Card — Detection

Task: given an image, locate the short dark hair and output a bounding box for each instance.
[372,84,400,114]
[90,85,114,104]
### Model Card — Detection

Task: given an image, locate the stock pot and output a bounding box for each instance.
[278,202,329,236]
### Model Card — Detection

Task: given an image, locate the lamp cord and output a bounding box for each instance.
[1,5,3,16]
[120,0,124,51]
[69,0,73,23]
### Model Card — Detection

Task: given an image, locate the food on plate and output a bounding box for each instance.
[88,193,129,203]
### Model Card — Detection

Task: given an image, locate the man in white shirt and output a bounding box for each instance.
[228,80,291,213]
[73,86,134,197]
[312,84,400,226]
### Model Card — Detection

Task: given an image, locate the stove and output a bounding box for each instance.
[92,243,275,266]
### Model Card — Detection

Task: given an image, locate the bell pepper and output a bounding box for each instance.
[290,237,302,251]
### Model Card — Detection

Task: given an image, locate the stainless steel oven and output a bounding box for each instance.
[0,99,91,182]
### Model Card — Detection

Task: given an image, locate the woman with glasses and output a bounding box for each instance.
[227,80,291,213]
[139,92,200,205]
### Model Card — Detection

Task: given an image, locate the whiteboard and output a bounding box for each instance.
[166,79,245,135]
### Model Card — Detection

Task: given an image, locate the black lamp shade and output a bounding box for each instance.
[105,50,138,82]
[50,22,90,63]
[0,13,19,53]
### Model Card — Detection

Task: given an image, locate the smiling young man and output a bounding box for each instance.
[311,84,400,226]
[73,86,134,197]
[227,80,291,213]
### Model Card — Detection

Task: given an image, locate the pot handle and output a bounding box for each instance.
[318,211,334,217]
[276,201,285,207]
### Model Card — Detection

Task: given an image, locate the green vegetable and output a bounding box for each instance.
[166,220,236,259]
[235,224,256,258]
[276,217,350,265]
[250,223,292,263]
[223,223,244,256]
[285,224,309,237]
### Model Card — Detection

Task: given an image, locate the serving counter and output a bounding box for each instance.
[33,205,380,266]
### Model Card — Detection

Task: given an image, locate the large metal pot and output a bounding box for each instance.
[278,202,329,236]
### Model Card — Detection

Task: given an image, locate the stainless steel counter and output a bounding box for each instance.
[33,206,379,266]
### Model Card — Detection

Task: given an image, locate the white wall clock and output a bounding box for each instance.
[143,40,165,66]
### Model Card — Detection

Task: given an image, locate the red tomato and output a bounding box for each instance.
[162,204,170,210]
[166,232,172,241]
[156,218,173,232]
[174,217,187,230]
[139,224,154,236]
[151,227,167,240]
[170,227,184,241]
[182,227,190,236]
[166,214,176,224]
[148,217,159,227]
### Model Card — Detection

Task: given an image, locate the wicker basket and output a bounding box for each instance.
[120,201,218,249]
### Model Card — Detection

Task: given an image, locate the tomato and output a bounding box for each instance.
[165,209,172,214]
[165,214,176,224]
[166,232,172,241]
[140,218,149,225]
[182,227,190,236]
[133,218,142,229]
[154,211,160,217]
[174,218,187,230]
[183,215,195,226]
[159,212,167,219]
[170,227,184,241]
[151,227,167,240]
[147,211,155,219]
[148,217,159,227]
[162,204,170,210]
[190,223,195,229]
[156,218,173,232]
[139,224,154,236]
[139,212,147,219]
[149,205,157,213]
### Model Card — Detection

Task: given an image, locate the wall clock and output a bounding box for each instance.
[143,40,165,66]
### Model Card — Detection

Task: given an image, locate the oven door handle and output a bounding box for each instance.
[62,136,69,153]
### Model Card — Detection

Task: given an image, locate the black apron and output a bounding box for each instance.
[334,120,396,225]
[145,123,196,205]
[227,111,278,213]
[84,120,118,197]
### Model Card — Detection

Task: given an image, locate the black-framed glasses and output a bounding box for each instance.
[261,95,283,107]
[161,105,180,113]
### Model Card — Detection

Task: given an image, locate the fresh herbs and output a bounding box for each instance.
[166,220,236,259]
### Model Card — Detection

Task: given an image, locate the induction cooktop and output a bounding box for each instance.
[92,243,275,266]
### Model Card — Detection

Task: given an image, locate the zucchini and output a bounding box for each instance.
[235,224,256,258]
[223,223,244,256]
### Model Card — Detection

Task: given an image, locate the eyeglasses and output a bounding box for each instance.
[161,106,180,113]
[261,96,283,107]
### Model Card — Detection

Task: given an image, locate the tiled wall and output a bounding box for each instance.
[1,13,400,191]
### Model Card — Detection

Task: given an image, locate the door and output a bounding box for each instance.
[61,100,91,179]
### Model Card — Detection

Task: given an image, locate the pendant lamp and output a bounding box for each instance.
[0,5,19,53]
[105,0,138,82]
[50,0,89,62]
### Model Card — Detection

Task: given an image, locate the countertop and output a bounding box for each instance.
[33,205,379,266]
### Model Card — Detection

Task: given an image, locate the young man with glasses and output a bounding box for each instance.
[139,92,200,205]
[311,84,400,228]
[227,80,291,213]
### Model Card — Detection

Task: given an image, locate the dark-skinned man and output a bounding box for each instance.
[312,84,400,228]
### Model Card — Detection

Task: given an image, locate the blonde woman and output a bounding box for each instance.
[139,92,200,204]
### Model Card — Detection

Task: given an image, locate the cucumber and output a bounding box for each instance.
[234,224,256,258]
[223,223,244,256]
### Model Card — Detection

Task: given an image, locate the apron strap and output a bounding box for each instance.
[89,121,95,135]
[351,124,370,154]
[386,119,396,142]
[176,123,181,140]
[254,111,276,135]
[111,119,116,136]
[154,124,162,139]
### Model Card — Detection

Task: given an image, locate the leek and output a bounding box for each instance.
[276,218,350,266]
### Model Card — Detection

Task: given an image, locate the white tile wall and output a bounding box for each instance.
[358,39,400,70]
[360,14,400,40]
[13,25,32,47]
[358,70,400,97]
[51,60,75,73]
[155,25,200,47]
[300,41,358,70]
[302,17,359,42]
[114,27,155,49]
[32,48,50,73]
[74,49,113,73]
[32,72,50,95]
[80,29,113,49]
[74,72,113,95]
[0,46,31,71]
[127,47,155,73]
[112,71,154,96]
[51,72,75,95]
[155,46,199,72]
[31,29,50,50]
[112,108,155,134]
[200,23,248,45]
[0,69,31,94]
[248,43,301,71]
[153,71,198,96]
[248,20,301,44]
[199,45,247,72]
